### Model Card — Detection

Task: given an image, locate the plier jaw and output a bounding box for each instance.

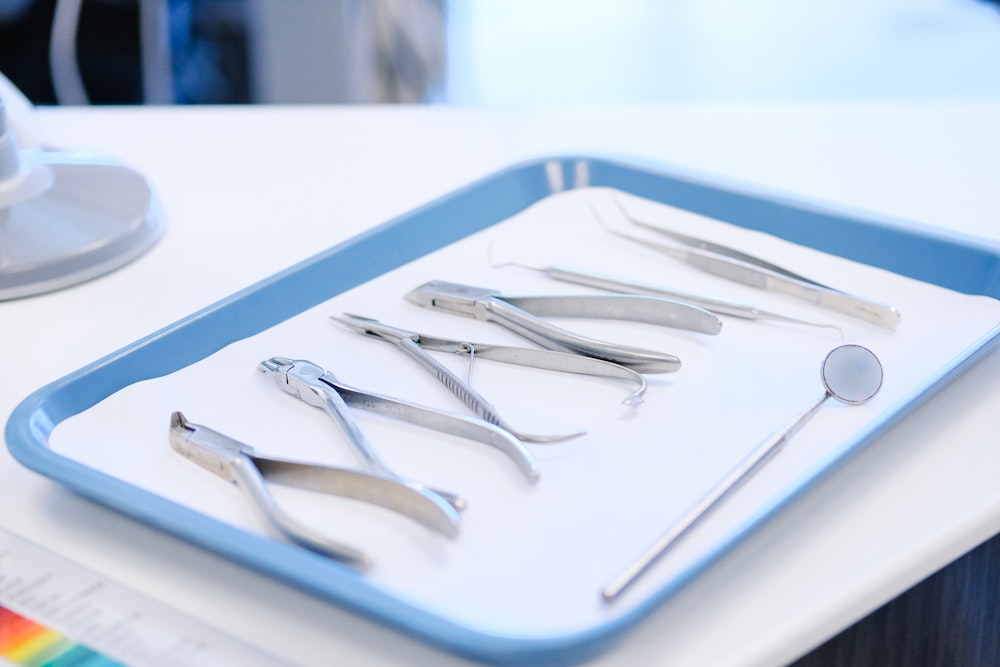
[402,280,500,319]
[169,410,248,483]
[258,356,331,409]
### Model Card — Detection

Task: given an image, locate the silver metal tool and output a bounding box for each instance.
[332,313,648,442]
[599,199,901,330]
[404,280,723,373]
[490,258,842,335]
[258,357,540,496]
[169,411,458,570]
[601,344,884,602]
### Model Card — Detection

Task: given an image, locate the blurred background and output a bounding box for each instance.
[1,0,999,107]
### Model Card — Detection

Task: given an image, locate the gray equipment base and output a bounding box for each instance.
[0,149,164,300]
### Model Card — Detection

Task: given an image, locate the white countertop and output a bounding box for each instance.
[2,102,999,666]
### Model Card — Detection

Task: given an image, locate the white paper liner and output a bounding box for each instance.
[51,187,1000,637]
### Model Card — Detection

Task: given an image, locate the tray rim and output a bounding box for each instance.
[6,154,1000,666]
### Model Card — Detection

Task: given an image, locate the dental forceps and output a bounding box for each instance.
[332,313,648,443]
[405,280,723,373]
[169,411,456,570]
[258,357,540,501]
[598,199,901,330]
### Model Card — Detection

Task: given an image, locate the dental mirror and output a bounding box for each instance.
[821,344,883,404]
[601,344,884,603]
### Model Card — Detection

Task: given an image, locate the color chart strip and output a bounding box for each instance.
[1,606,122,667]
[1,528,289,667]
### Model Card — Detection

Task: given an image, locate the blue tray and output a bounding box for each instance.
[7,156,1000,666]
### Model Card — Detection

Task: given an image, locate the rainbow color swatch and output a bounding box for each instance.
[0,606,122,667]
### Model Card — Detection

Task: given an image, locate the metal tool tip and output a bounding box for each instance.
[170,411,190,430]
[332,312,370,324]
[258,357,291,373]
[519,429,586,444]
[622,394,645,407]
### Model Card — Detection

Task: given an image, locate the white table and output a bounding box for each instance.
[2,102,999,666]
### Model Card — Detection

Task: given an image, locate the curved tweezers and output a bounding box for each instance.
[603,199,901,330]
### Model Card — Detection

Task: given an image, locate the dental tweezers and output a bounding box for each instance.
[332,313,648,442]
[405,280,724,373]
[258,357,540,500]
[169,411,455,569]
[599,200,901,330]
[493,260,841,334]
